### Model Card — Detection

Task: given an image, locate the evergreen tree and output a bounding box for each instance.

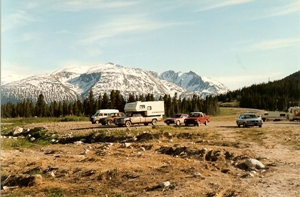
[101,93,109,109]
[35,94,47,117]
[88,89,95,115]
[128,93,135,102]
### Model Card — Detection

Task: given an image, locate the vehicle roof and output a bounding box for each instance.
[96,109,119,113]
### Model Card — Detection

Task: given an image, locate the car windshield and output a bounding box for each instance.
[240,114,257,119]
[190,113,200,117]
[174,114,182,118]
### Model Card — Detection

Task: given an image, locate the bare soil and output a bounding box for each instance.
[1,117,300,197]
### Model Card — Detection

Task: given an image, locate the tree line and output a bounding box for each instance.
[218,71,300,111]
[1,90,219,118]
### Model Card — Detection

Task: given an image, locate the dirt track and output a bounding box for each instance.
[1,118,300,196]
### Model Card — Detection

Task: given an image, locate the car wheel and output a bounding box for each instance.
[238,124,241,128]
[125,121,131,127]
[259,125,262,128]
[175,120,180,126]
[204,120,208,126]
[144,123,149,126]
[152,119,157,125]
[185,123,188,126]
[107,120,113,126]
[243,123,247,128]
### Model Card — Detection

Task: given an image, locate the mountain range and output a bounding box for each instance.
[1,63,228,104]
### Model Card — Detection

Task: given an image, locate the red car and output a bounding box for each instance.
[164,113,189,126]
[184,112,210,126]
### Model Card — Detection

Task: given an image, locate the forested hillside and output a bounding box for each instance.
[218,71,300,111]
[1,90,219,118]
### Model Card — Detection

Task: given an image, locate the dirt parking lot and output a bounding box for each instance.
[1,116,300,196]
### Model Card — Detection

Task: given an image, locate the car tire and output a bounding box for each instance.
[144,123,149,126]
[204,120,208,126]
[175,120,180,126]
[243,123,247,128]
[152,119,157,125]
[107,120,113,126]
[259,125,262,128]
[238,124,241,128]
[125,121,131,127]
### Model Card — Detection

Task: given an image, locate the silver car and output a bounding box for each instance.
[236,113,262,128]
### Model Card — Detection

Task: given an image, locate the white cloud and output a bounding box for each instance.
[80,16,181,44]
[52,0,137,11]
[214,72,283,90]
[2,10,37,33]
[197,0,255,12]
[246,37,300,51]
[265,1,300,17]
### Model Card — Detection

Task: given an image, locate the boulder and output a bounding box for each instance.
[245,158,265,169]
[13,127,24,136]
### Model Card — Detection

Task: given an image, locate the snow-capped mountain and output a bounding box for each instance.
[1,63,228,104]
[160,70,228,97]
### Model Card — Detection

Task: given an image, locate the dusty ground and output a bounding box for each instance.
[1,114,300,197]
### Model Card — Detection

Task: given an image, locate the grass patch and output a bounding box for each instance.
[1,138,51,150]
[219,108,241,116]
[1,116,88,135]
[1,138,35,150]
[60,116,89,122]
[44,188,64,197]
[236,128,265,145]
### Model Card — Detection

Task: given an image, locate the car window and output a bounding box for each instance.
[175,114,181,118]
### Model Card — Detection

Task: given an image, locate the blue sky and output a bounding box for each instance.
[2,0,300,90]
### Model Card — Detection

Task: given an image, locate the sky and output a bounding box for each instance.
[2,0,300,90]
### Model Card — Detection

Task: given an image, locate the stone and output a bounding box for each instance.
[245,158,265,169]
[160,181,171,187]
[193,172,204,178]
[50,171,55,177]
[13,127,24,136]
[74,141,83,145]
[140,147,146,152]
[30,137,36,142]
[124,143,132,148]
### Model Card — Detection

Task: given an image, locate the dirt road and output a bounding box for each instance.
[1,119,299,196]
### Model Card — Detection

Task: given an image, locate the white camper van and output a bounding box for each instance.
[90,109,119,124]
[115,101,165,127]
[287,106,300,121]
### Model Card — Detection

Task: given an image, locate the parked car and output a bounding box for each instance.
[184,112,210,126]
[99,112,124,126]
[164,113,189,126]
[236,113,262,128]
[90,109,119,124]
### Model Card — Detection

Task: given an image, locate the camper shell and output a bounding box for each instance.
[124,101,165,117]
[90,109,119,124]
[115,101,165,127]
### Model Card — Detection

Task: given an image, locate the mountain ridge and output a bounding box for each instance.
[1,63,228,104]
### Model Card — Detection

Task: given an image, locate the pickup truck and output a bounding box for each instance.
[184,112,210,126]
[115,113,162,127]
